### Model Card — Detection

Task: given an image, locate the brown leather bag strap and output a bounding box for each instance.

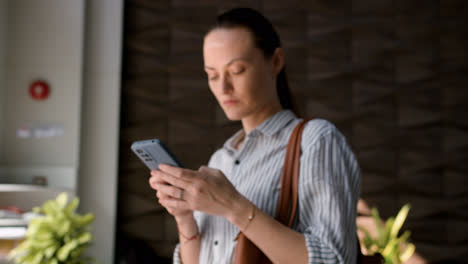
[276,119,310,226]
[288,120,309,226]
[278,119,383,264]
[233,120,310,264]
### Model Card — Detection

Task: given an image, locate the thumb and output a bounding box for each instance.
[198,165,210,172]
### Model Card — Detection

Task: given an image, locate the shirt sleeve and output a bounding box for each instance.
[172,211,202,264]
[173,243,181,264]
[298,124,361,264]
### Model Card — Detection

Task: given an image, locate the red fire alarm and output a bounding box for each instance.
[29,80,50,101]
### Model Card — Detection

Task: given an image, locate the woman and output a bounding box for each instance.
[149,7,360,264]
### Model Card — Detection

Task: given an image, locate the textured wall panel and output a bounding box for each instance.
[117,0,468,263]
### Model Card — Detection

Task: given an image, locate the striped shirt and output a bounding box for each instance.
[174,110,360,264]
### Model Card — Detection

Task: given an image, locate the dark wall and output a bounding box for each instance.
[117,0,468,263]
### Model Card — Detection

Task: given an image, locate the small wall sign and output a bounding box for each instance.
[16,123,64,139]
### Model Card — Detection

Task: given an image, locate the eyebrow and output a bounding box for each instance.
[204,57,249,70]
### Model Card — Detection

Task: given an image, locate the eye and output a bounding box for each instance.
[207,73,218,81]
[205,69,218,81]
[231,66,245,75]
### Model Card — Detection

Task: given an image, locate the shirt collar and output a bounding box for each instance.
[254,109,297,137]
[223,109,297,152]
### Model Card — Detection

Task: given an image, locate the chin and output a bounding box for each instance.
[222,108,246,121]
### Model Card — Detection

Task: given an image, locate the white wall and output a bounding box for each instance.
[0,0,7,163]
[79,0,123,263]
[3,0,84,168]
[0,0,84,193]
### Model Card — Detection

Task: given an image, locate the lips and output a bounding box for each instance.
[223,99,239,106]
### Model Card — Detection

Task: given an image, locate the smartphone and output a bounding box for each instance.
[131,139,183,170]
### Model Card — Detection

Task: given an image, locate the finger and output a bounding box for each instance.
[157,171,193,191]
[156,191,171,199]
[155,183,185,199]
[149,176,167,190]
[160,198,191,211]
[153,167,192,185]
[198,165,209,172]
[157,193,177,209]
[150,170,170,183]
[149,177,157,189]
[159,164,197,180]
[149,171,173,188]
[198,165,221,178]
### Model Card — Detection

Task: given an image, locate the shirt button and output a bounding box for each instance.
[214,240,219,246]
[234,160,240,165]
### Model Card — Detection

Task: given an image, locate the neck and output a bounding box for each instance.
[241,103,283,135]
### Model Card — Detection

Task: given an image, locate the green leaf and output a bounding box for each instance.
[391,204,410,238]
[382,238,399,260]
[30,237,55,248]
[398,230,411,245]
[371,207,385,247]
[77,232,93,245]
[383,253,393,264]
[70,245,87,259]
[400,243,415,262]
[9,240,32,258]
[31,252,44,264]
[73,213,95,227]
[34,229,54,240]
[383,217,394,245]
[56,192,69,209]
[44,243,59,258]
[44,259,59,264]
[32,206,42,213]
[42,201,58,216]
[57,219,72,237]
[57,240,79,261]
[66,197,80,214]
[19,252,38,264]
[358,225,376,252]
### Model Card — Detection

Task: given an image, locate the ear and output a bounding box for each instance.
[272,47,285,76]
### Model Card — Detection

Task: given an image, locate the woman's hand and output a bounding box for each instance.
[149,164,243,219]
[149,170,193,223]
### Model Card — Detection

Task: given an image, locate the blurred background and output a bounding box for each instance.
[1,0,467,264]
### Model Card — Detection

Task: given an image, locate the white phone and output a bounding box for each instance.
[131,139,183,170]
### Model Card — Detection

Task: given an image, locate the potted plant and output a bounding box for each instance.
[358,203,416,264]
[8,192,95,264]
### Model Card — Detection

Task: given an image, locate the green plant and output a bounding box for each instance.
[9,192,95,264]
[359,203,415,264]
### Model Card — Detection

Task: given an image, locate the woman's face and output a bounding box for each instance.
[203,27,282,121]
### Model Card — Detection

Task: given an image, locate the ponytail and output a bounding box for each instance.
[276,68,299,116]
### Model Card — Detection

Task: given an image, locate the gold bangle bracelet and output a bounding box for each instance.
[242,204,256,232]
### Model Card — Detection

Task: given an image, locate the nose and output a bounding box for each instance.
[220,74,233,94]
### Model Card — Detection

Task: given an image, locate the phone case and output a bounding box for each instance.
[131,139,182,170]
